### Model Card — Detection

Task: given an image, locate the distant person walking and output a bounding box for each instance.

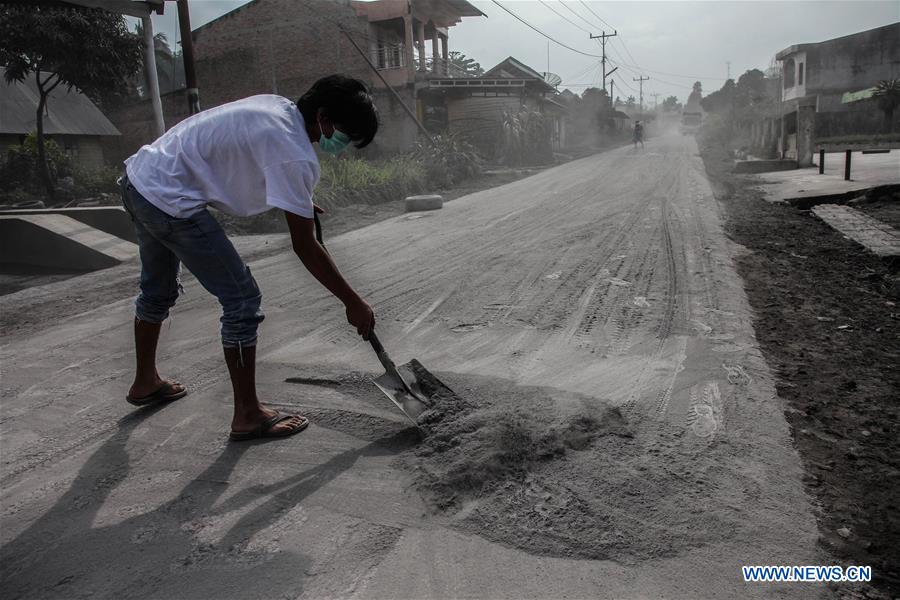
[120,75,378,441]
[633,120,644,149]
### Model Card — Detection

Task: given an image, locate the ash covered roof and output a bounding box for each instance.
[0,68,120,137]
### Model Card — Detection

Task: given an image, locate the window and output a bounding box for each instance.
[798,62,804,85]
[783,58,795,88]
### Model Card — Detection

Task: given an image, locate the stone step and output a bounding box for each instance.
[810,204,900,257]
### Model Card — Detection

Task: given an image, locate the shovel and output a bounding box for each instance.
[312,213,447,424]
[369,331,434,424]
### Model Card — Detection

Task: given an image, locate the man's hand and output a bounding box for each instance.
[346,297,375,340]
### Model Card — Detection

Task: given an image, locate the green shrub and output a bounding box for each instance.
[413,133,482,188]
[72,164,121,197]
[496,108,553,167]
[0,132,72,194]
[316,154,428,208]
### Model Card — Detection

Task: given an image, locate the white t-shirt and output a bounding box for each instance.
[125,95,318,219]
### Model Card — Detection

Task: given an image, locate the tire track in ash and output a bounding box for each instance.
[577,214,662,353]
[561,158,681,354]
[525,193,658,333]
[621,194,682,418]
[607,227,662,355]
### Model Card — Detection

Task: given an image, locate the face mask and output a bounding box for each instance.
[318,119,352,155]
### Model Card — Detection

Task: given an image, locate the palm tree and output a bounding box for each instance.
[873,79,900,133]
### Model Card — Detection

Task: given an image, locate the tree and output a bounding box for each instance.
[626,95,636,109]
[133,23,186,96]
[448,51,484,77]
[873,79,900,133]
[692,81,702,94]
[0,5,142,200]
[661,95,681,112]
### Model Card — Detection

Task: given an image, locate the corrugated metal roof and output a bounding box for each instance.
[438,0,484,18]
[0,68,120,136]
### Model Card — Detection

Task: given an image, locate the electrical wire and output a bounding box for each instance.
[489,0,603,58]
[570,0,727,83]
[538,0,591,35]
[577,0,616,31]
[564,60,602,82]
[608,57,695,90]
[558,1,601,32]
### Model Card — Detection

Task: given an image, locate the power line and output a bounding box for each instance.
[564,60,602,82]
[613,34,640,68]
[490,0,603,58]
[537,0,591,34]
[577,0,616,30]
[613,71,639,94]
[571,1,728,87]
[607,56,695,90]
[610,56,726,81]
[559,1,601,31]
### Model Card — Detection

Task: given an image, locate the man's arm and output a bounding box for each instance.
[284,209,375,339]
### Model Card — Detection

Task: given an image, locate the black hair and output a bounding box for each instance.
[297,74,379,149]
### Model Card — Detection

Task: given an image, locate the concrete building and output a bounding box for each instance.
[0,68,120,170]
[775,22,900,166]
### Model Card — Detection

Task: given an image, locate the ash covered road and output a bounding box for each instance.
[1,132,823,599]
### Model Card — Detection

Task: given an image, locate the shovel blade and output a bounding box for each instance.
[373,372,430,423]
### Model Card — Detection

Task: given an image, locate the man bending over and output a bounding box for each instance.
[121,75,377,441]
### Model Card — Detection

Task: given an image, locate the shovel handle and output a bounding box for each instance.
[369,330,385,354]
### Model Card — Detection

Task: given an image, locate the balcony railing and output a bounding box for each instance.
[371,44,475,79]
[372,43,406,70]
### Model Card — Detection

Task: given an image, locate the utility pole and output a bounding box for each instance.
[633,75,649,113]
[726,61,731,80]
[589,30,617,94]
[650,92,660,112]
[609,79,614,107]
[177,0,200,114]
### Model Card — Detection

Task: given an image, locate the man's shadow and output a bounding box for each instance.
[1,405,418,600]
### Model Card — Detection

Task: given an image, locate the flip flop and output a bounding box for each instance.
[126,381,187,407]
[229,411,309,442]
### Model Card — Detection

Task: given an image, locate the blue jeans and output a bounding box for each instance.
[121,176,264,348]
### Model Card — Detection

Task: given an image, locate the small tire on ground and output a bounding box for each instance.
[405,194,443,212]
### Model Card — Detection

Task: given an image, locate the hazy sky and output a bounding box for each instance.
[144,0,899,105]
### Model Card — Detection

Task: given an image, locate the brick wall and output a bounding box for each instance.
[191,0,416,152]
[105,0,421,159]
[103,90,191,165]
